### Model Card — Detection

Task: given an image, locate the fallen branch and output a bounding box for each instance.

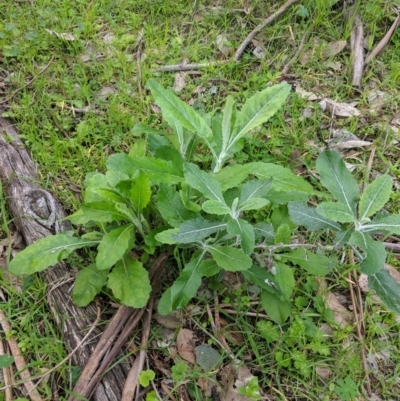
[234,0,300,62]
[280,25,311,78]
[121,297,154,401]
[365,13,400,65]
[0,56,54,105]
[0,309,44,401]
[350,14,365,88]
[152,60,229,72]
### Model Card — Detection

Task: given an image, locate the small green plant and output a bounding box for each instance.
[7,80,400,321]
[237,376,262,400]
[139,369,156,387]
[332,376,359,401]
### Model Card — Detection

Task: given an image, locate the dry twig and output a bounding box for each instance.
[0,56,55,105]
[0,309,44,401]
[0,338,13,401]
[121,297,154,401]
[234,0,300,61]
[365,13,400,65]
[152,60,229,72]
[347,251,372,396]
[350,14,365,88]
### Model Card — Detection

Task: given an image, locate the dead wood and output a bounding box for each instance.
[0,112,132,401]
[350,14,364,88]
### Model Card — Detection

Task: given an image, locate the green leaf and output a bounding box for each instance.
[273,262,295,300]
[9,234,96,275]
[227,218,255,254]
[138,370,156,387]
[106,153,138,177]
[265,189,309,204]
[238,198,269,211]
[260,290,291,324]
[316,150,359,214]
[359,175,393,221]
[288,202,341,230]
[229,84,291,149]
[316,202,355,223]
[198,259,221,277]
[275,224,291,244]
[281,248,334,276]
[180,182,202,212]
[242,265,278,293]
[146,79,213,144]
[221,96,236,154]
[107,256,151,308]
[214,164,253,191]
[202,200,231,215]
[349,232,386,274]
[239,179,272,204]
[209,245,252,271]
[72,264,108,307]
[172,219,227,243]
[369,268,400,314]
[251,162,313,193]
[131,172,151,213]
[253,223,275,241]
[129,138,147,158]
[256,320,281,343]
[158,252,203,314]
[360,215,400,235]
[155,228,180,244]
[158,184,198,227]
[0,354,14,368]
[68,202,128,225]
[90,187,126,204]
[129,156,183,184]
[194,345,222,371]
[334,377,359,401]
[96,224,135,270]
[184,163,224,202]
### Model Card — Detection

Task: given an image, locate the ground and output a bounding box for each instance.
[1,0,400,400]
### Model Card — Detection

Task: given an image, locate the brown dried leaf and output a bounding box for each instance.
[325,291,353,328]
[153,312,181,330]
[45,29,75,41]
[320,98,361,117]
[176,328,196,363]
[295,85,319,101]
[321,40,347,59]
[316,366,333,379]
[173,72,187,92]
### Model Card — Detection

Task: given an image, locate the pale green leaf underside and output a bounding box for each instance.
[184,163,225,203]
[209,245,252,271]
[316,202,355,223]
[288,202,341,230]
[369,268,400,314]
[9,234,97,275]
[202,199,231,215]
[359,175,392,220]
[251,162,313,193]
[172,219,227,243]
[360,215,400,235]
[230,84,291,148]
[147,79,213,142]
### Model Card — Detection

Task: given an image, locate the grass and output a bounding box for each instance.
[1,0,400,400]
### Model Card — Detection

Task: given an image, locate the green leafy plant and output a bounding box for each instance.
[7,80,400,321]
[139,369,156,387]
[333,376,359,401]
[237,376,262,400]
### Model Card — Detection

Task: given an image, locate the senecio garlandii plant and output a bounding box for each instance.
[9,80,400,321]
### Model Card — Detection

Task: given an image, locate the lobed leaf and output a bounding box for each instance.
[73,264,108,307]
[107,256,151,308]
